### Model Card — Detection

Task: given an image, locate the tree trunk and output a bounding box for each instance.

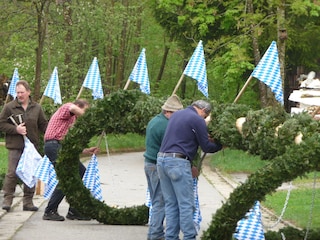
[155,35,172,91]
[34,0,51,101]
[116,0,128,89]
[61,0,73,98]
[246,0,268,107]
[277,1,287,108]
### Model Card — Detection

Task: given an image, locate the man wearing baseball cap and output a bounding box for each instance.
[144,94,183,240]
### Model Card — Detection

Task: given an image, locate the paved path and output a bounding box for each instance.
[0,152,228,240]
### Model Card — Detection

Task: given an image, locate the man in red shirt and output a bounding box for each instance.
[42,99,98,221]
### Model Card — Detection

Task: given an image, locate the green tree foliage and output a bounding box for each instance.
[151,0,320,106]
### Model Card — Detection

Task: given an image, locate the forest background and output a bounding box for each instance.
[0,0,320,110]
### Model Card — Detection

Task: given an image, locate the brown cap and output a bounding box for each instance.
[161,94,183,112]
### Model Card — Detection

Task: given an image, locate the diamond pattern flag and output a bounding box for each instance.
[82,154,103,201]
[233,201,265,240]
[251,41,283,104]
[129,48,150,94]
[43,67,62,104]
[145,188,152,224]
[193,178,202,233]
[34,155,58,199]
[7,68,19,99]
[183,40,208,98]
[82,57,104,100]
[16,137,43,188]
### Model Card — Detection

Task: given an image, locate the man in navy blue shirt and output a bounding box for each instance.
[157,100,223,240]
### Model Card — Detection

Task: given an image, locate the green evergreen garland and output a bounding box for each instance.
[54,90,320,236]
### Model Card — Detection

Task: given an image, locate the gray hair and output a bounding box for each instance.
[192,100,211,114]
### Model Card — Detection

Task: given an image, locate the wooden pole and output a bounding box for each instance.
[39,95,45,105]
[76,86,84,100]
[5,94,11,104]
[172,74,185,96]
[233,75,253,103]
[123,79,131,90]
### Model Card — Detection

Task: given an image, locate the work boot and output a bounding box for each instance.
[2,197,13,212]
[43,210,65,221]
[23,204,38,211]
[66,209,91,221]
[22,184,36,211]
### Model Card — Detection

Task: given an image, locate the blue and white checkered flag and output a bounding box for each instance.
[82,57,104,100]
[193,178,202,233]
[82,154,103,201]
[251,41,283,104]
[43,67,62,104]
[233,201,265,240]
[183,40,208,98]
[34,155,58,199]
[7,68,19,99]
[16,137,43,188]
[129,48,150,95]
[145,188,152,224]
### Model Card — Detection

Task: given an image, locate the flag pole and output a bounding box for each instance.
[172,74,185,96]
[96,130,105,148]
[39,95,45,105]
[123,79,131,90]
[233,75,253,103]
[76,86,84,99]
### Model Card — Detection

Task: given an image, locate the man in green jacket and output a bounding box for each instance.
[0,80,48,212]
[144,94,183,240]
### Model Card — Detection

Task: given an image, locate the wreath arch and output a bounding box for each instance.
[55,90,320,237]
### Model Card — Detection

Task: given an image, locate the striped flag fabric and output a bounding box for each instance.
[233,201,265,240]
[82,154,103,201]
[183,40,208,98]
[145,188,152,225]
[82,57,104,100]
[34,155,58,199]
[251,41,283,104]
[43,67,62,104]
[129,48,150,95]
[7,68,19,99]
[193,178,202,233]
[16,137,43,188]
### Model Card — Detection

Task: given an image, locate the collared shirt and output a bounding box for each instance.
[44,103,76,141]
[159,106,222,161]
[144,112,168,163]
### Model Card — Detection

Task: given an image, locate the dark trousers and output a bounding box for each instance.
[44,141,86,213]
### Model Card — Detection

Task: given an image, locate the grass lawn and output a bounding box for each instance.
[210,148,320,230]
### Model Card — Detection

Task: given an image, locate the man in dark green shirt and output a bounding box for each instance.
[144,94,183,240]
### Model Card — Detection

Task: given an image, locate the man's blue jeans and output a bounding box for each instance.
[157,156,197,240]
[145,161,165,240]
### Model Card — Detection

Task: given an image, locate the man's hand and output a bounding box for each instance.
[16,123,27,135]
[82,147,100,155]
[192,166,199,178]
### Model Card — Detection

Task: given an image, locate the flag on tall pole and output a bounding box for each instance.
[183,40,208,98]
[34,155,59,199]
[251,41,283,104]
[7,68,19,99]
[127,48,150,94]
[233,201,265,240]
[80,57,104,100]
[82,154,103,201]
[42,67,62,104]
[193,178,202,233]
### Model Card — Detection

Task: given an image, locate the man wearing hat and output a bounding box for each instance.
[144,94,183,240]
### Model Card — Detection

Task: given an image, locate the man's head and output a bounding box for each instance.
[16,80,31,105]
[162,94,183,118]
[74,99,90,110]
[192,100,211,119]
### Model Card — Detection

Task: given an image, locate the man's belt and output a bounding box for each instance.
[157,152,189,160]
[45,139,60,144]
